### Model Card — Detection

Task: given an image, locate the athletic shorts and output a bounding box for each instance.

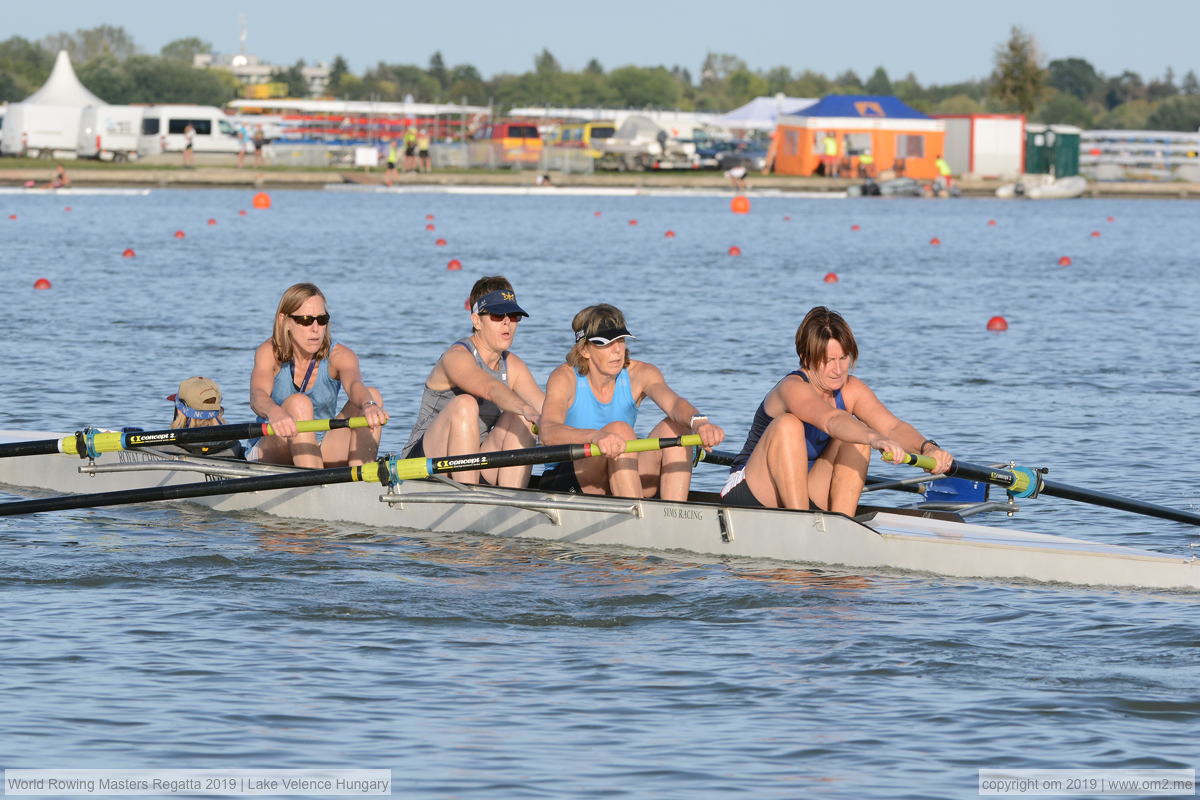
[538,462,582,494]
[719,468,765,508]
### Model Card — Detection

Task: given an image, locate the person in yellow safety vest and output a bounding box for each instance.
[858,151,875,179]
[385,138,399,186]
[935,154,952,189]
[417,129,432,173]
[821,134,839,177]
[403,128,418,172]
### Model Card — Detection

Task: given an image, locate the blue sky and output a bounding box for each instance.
[9,0,1198,87]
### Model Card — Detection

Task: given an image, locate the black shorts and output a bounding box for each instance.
[720,478,764,508]
[418,150,429,158]
[405,145,416,157]
[387,160,397,169]
[538,462,582,494]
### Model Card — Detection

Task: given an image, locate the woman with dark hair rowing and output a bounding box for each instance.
[721,306,953,513]
[538,303,724,501]
[401,276,543,487]
[247,282,388,468]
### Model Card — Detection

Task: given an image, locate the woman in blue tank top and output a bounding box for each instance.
[539,304,724,501]
[401,276,544,487]
[720,306,953,514]
[248,283,388,468]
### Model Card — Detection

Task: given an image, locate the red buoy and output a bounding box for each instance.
[33,278,52,290]
[64,206,72,212]
[594,211,602,217]
[1106,216,1115,223]
[238,210,247,216]
[425,214,435,220]
[207,218,217,226]
[463,298,471,310]
[987,219,997,226]
[664,230,676,238]
[823,272,839,283]
[122,248,136,258]
[783,215,791,221]
[730,195,750,214]
[447,259,462,271]
[173,230,186,239]
[987,316,1009,332]
[728,245,742,256]
[850,224,860,231]
[628,219,638,226]
[929,237,941,245]
[1090,231,1101,238]
[1057,256,1072,266]
[8,214,16,220]
[435,238,447,246]
[252,192,271,209]
[425,224,435,231]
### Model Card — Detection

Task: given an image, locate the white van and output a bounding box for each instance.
[77,105,143,161]
[138,105,240,157]
[0,103,83,158]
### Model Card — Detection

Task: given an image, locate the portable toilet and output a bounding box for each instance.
[1025,124,1081,176]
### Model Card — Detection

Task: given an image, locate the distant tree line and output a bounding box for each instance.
[2,25,1199,131]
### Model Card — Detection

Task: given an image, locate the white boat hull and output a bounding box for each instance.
[0,433,1196,593]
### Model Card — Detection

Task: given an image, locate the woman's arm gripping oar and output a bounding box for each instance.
[0,417,379,460]
[0,435,701,517]
[890,452,1200,527]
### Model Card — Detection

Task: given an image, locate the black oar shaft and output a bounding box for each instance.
[0,464,370,518]
[899,454,1200,528]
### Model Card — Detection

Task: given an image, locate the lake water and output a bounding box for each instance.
[1,188,1197,799]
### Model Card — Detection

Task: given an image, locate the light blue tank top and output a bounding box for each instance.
[247,347,342,449]
[566,369,639,430]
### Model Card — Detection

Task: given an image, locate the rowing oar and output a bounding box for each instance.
[891,452,1200,527]
[0,417,379,460]
[0,434,701,517]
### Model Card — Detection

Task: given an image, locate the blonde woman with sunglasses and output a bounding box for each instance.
[401,276,543,487]
[248,282,388,468]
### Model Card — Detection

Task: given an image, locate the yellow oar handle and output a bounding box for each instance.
[262,416,377,437]
[883,451,935,469]
[587,433,702,456]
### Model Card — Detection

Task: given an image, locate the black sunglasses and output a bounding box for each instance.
[487,312,523,322]
[289,314,330,326]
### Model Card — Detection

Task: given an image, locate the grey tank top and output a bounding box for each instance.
[402,338,509,456]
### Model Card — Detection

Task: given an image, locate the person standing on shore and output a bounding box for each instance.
[385,137,399,186]
[253,126,266,167]
[183,123,195,168]
[403,127,418,172]
[417,129,432,173]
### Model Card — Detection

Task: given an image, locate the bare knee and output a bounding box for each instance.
[601,421,636,440]
[281,393,315,419]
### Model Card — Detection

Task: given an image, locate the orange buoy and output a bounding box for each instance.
[33,278,52,290]
[728,245,742,256]
[463,298,471,309]
[730,195,750,214]
[238,210,247,216]
[425,214,435,220]
[1090,231,1101,238]
[664,230,676,238]
[823,272,839,283]
[1106,216,1115,223]
[987,219,997,226]
[986,316,1009,332]
[252,192,271,209]
[628,219,637,226]
[435,238,447,246]
[122,248,136,258]
[173,230,186,239]
[783,215,791,221]
[447,259,462,271]
[850,224,860,231]
[207,218,217,226]
[929,237,941,245]
[64,206,72,212]
[1057,256,1072,266]
[425,224,435,231]
[8,214,16,220]
[594,211,602,217]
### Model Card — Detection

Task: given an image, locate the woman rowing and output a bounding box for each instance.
[721,306,952,513]
[538,304,724,501]
[401,276,543,487]
[248,282,388,468]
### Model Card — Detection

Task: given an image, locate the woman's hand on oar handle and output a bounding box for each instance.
[266,410,299,439]
[360,400,389,430]
[869,435,909,467]
[590,430,630,459]
[882,448,954,474]
[690,417,725,451]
